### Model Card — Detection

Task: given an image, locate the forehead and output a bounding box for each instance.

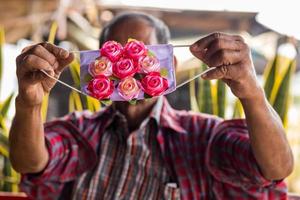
[106,18,158,45]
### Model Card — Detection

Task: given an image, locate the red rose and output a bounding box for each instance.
[138,55,160,73]
[87,75,114,99]
[141,72,169,97]
[124,40,147,60]
[100,41,123,62]
[113,58,138,79]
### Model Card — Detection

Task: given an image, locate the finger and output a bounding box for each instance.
[21,45,35,53]
[205,49,244,67]
[190,33,243,59]
[56,52,74,73]
[201,63,241,80]
[41,42,70,59]
[27,44,58,68]
[20,54,53,73]
[190,32,242,52]
[204,39,246,59]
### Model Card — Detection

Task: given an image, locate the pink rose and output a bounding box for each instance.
[141,72,169,97]
[139,55,160,73]
[117,77,141,101]
[87,75,114,99]
[88,56,112,77]
[113,58,138,79]
[124,40,147,60]
[100,41,123,62]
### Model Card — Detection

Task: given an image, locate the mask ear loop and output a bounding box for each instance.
[40,44,214,96]
[40,69,87,95]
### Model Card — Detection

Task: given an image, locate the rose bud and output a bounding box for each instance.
[100,41,123,62]
[87,75,114,99]
[141,72,169,97]
[139,55,160,73]
[124,40,147,60]
[113,58,138,79]
[117,77,141,101]
[88,56,113,77]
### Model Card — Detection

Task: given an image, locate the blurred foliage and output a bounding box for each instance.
[264,55,296,128]
[41,21,58,122]
[0,28,19,192]
[189,63,227,118]
[189,52,296,126]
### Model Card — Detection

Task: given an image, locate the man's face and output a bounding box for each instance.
[107,18,159,113]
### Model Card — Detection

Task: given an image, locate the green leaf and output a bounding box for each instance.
[101,99,112,106]
[272,60,296,128]
[160,68,168,77]
[41,21,58,122]
[0,26,4,92]
[86,96,101,112]
[216,80,226,118]
[144,93,152,99]
[264,55,278,101]
[189,69,199,112]
[109,75,119,81]
[128,99,137,105]
[83,73,93,83]
[0,129,9,157]
[127,38,136,42]
[198,64,213,114]
[147,50,156,57]
[232,99,244,119]
[134,73,144,80]
[41,94,49,122]
[47,21,58,44]
[69,59,81,87]
[0,93,14,118]
[68,91,83,112]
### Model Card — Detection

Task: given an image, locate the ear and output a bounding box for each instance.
[173,55,178,71]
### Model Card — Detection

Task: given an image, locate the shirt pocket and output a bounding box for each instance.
[164,182,180,200]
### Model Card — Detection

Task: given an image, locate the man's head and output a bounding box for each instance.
[98,12,171,130]
[99,12,170,47]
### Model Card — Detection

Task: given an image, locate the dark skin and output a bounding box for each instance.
[9,18,293,182]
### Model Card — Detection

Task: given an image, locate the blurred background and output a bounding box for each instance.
[0,0,300,196]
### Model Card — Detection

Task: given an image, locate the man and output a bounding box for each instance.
[9,12,293,199]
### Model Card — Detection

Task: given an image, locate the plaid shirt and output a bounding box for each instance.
[21,97,287,200]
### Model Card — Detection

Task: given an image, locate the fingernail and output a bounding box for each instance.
[201,73,207,78]
[191,44,200,51]
[60,50,69,58]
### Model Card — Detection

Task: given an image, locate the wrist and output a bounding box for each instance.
[239,87,267,107]
[15,95,42,114]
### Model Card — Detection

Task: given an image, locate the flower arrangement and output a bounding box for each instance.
[83,39,171,103]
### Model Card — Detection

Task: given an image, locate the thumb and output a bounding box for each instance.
[57,52,75,73]
[201,65,228,80]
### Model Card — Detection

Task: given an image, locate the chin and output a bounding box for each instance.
[113,97,158,112]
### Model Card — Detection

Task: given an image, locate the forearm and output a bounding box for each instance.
[9,96,49,173]
[240,89,293,180]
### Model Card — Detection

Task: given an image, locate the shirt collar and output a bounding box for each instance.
[101,97,187,134]
[159,97,187,134]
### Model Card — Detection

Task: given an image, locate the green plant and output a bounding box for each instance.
[0,27,19,192]
[189,62,227,118]
[41,21,58,122]
[263,54,296,127]
[188,51,296,125]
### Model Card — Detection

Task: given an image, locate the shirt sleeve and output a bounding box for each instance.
[205,119,282,189]
[20,113,97,199]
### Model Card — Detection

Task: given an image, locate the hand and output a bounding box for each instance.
[190,32,263,100]
[16,42,74,107]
